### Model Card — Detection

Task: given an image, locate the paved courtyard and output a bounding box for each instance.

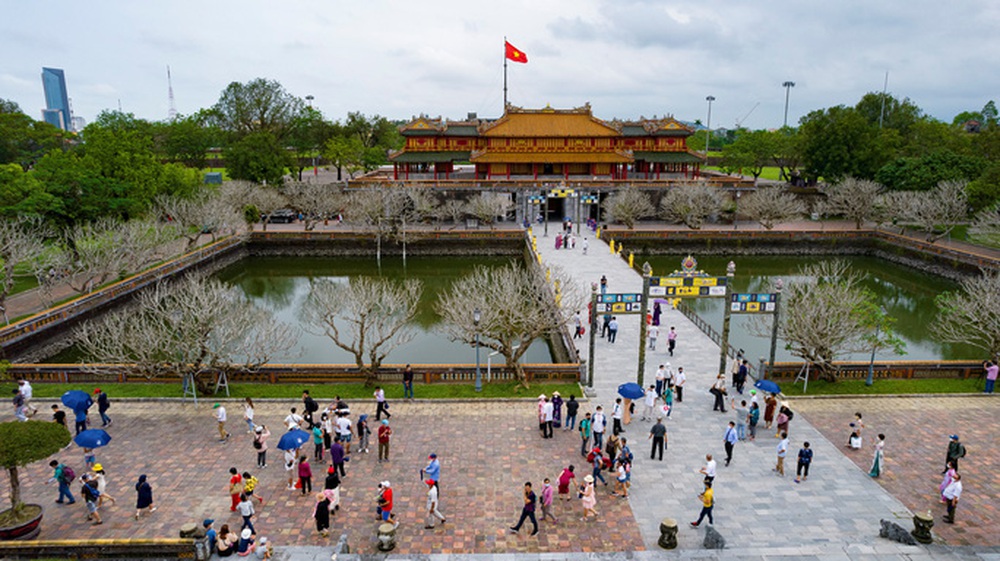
[794,396,1000,547]
[3,400,644,554]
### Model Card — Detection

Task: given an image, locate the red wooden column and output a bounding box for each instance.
[533,164,538,180]
[393,163,398,180]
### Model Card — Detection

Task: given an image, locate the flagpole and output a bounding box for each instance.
[503,36,508,112]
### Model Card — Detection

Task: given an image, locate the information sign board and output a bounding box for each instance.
[729,293,778,313]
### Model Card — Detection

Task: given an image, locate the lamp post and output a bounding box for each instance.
[865,306,887,387]
[305,95,318,177]
[704,96,715,155]
[782,82,795,128]
[474,307,482,392]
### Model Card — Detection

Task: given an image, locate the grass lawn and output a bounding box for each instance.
[705,166,785,181]
[11,275,38,295]
[0,381,585,401]
[778,377,983,396]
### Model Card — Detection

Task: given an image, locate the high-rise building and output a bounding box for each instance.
[41,67,72,131]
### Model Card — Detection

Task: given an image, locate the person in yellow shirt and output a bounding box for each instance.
[242,471,264,505]
[690,481,714,527]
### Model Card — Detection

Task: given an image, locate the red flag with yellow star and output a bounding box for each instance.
[505,41,528,63]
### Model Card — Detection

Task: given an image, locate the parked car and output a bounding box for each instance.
[266,209,297,224]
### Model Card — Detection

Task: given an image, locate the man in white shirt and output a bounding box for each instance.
[213,403,230,442]
[942,473,963,523]
[592,406,606,449]
[335,414,353,454]
[642,386,657,421]
[699,454,717,483]
[655,365,666,397]
[612,398,624,435]
[775,433,789,476]
[542,398,554,438]
[648,325,659,350]
[674,367,686,403]
[284,408,304,431]
[17,380,37,417]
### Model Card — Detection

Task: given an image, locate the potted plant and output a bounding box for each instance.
[0,420,72,540]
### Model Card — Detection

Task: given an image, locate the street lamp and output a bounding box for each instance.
[782,82,795,128]
[474,307,482,392]
[305,95,318,177]
[865,306,887,387]
[705,96,716,155]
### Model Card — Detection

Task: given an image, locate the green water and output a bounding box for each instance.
[210,256,554,364]
[643,255,981,362]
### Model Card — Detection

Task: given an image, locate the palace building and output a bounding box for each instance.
[390,103,705,181]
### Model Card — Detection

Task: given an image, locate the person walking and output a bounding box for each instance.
[582,237,589,254]
[356,414,371,454]
[648,324,659,350]
[940,460,958,503]
[607,316,619,343]
[775,433,789,477]
[47,460,76,504]
[213,403,230,443]
[51,404,68,430]
[590,447,608,486]
[253,425,270,468]
[541,396,554,438]
[649,417,667,461]
[93,388,111,427]
[302,390,319,429]
[134,474,156,520]
[573,311,583,339]
[330,437,346,477]
[667,326,677,356]
[847,412,865,449]
[689,480,714,527]
[424,479,447,529]
[611,398,624,436]
[557,465,576,501]
[237,493,256,533]
[984,360,998,394]
[243,397,256,433]
[699,454,717,483]
[655,365,666,398]
[642,385,657,421]
[314,491,332,537]
[335,412,352,455]
[662,384,674,417]
[227,467,244,512]
[284,449,297,490]
[794,441,813,483]
[539,478,558,524]
[564,395,579,430]
[11,389,27,422]
[868,433,886,478]
[600,275,608,295]
[580,475,598,520]
[775,404,793,437]
[422,453,440,488]
[16,379,37,418]
[734,360,749,394]
[711,375,727,413]
[509,482,539,536]
[942,473,963,524]
[732,399,748,441]
[73,406,88,435]
[652,300,662,326]
[748,402,760,441]
[81,476,103,525]
[944,434,967,472]
[723,422,738,467]
[377,419,392,463]
[764,393,777,429]
[92,463,116,506]
[374,386,391,420]
[242,471,264,505]
[674,367,685,402]
[592,407,606,450]
[579,412,592,456]
[403,364,415,400]
[298,456,313,495]
[551,391,563,429]
[601,312,611,339]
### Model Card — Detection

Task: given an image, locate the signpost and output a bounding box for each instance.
[588,291,645,388]
[728,290,782,379]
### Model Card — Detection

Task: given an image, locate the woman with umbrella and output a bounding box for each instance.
[74,429,111,472]
[277,429,310,491]
[62,390,93,435]
[134,474,156,520]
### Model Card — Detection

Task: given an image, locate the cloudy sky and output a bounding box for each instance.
[3,1,999,129]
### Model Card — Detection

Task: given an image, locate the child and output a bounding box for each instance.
[83,447,96,470]
[242,471,264,505]
[82,476,103,525]
[314,492,331,537]
[298,456,313,494]
[795,442,813,483]
[92,463,116,507]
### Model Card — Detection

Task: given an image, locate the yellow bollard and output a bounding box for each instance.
[537,253,542,264]
[628,252,634,268]
[596,227,602,239]
[609,239,615,254]
[546,268,551,281]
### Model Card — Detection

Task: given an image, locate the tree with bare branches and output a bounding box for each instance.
[889,180,970,242]
[436,262,583,389]
[156,191,246,250]
[819,177,885,229]
[968,207,1000,246]
[64,218,175,295]
[658,184,724,229]
[750,260,904,381]
[436,199,468,228]
[347,188,410,265]
[738,186,806,229]
[0,218,46,323]
[74,276,299,394]
[936,269,1000,359]
[283,182,344,231]
[604,187,655,229]
[466,192,513,229]
[301,276,422,385]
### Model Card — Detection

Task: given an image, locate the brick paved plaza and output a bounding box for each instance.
[4,400,645,554]
[794,396,1000,547]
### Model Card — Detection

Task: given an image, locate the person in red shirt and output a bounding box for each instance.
[377,480,395,524]
[228,467,243,511]
[377,420,392,463]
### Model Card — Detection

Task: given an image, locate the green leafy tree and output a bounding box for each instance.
[721,130,774,181]
[287,107,336,181]
[966,161,1000,212]
[771,127,803,181]
[799,105,894,181]
[854,92,923,136]
[875,150,983,191]
[210,78,304,142]
[224,131,291,185]
[152,111,218,169]
[323,135,366,180]
[0,421,72,522]
[0,164,57,218]
[0,102,66,170]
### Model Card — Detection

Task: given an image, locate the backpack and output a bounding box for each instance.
[785,409,794,421]
[253,436,263,450]
[620,446,633,464]
[60,465,76,483]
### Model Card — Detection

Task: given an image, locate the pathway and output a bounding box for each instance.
[532,223,925,553]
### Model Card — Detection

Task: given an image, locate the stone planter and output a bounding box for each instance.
[0,504,43,540]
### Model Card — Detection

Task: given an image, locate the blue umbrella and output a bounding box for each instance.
[277,429,311,451]
[61,390,93,413]
[617,382,645,400]
[754,379,781,395]
[74,429,112,449]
